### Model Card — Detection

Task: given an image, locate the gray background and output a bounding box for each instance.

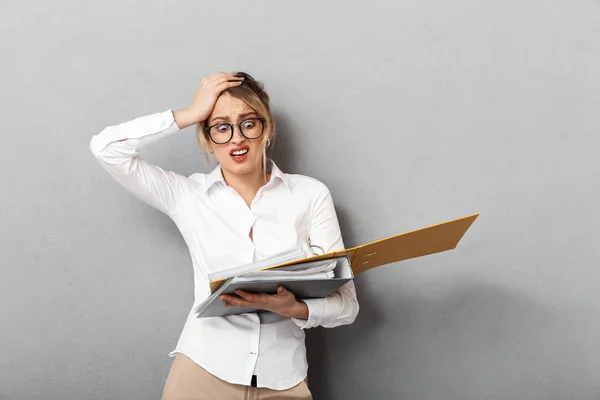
[1,0,599,399]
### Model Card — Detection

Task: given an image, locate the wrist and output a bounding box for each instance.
[284,300,309,320]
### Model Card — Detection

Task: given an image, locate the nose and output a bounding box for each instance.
[230,124,246,144]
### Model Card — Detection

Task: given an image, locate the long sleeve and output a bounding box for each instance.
[89,110,192,216]
[292,185,360,329]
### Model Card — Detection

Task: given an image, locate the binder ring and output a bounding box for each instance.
[309,244,325,255]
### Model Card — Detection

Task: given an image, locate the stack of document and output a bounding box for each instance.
[195,251,353,318]
[207,247,308,283]
[232,259,337,283]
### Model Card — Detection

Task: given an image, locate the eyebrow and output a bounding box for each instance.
[210,112,259,124]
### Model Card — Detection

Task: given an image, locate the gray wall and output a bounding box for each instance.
[1,1,599,399]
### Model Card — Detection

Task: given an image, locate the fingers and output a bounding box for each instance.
[203,73,244,94]
[220,291,268,309]
[236,290,258,302]
[215,79,244,91]
[277,286,295,300]
[220,290,273,309]
[189,73,245,123]
[220,294,253,308]
[236,290,271,309]
[219,288,295,311]
[208,72,244,84]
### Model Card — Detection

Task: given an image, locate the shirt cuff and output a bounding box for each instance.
[291,298,327,329]
[90,110,180,155]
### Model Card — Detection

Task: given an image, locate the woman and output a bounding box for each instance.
[90,72,359,399]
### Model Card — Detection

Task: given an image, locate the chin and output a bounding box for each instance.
[223,157,262,176]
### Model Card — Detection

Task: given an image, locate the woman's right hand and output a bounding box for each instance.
[173,72,244,129]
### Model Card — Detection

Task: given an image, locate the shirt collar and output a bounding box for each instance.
[203,158,290,193]
[204,163,226,192]
[268,159,290,191]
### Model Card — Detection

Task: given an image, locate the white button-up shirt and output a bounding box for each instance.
[89,110,359,390]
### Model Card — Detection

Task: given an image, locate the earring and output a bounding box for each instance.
[266,138,271,147]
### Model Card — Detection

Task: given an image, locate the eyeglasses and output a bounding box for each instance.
[204,118,266,144]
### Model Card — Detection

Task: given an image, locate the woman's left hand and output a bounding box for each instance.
[220,286,309,319]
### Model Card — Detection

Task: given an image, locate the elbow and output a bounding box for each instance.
[344,297,360,326]
[327,295,359,328]
[351,298,360,323]
[89,126,111,158]
[339,283,360,326]
[89,123,119,157]
[324,284,360,328]
[89,134,102,158]
[89,127,129,160]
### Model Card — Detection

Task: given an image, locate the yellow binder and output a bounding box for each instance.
[209,213,480,293]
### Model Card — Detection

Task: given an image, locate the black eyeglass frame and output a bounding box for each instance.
[204,118,266,144]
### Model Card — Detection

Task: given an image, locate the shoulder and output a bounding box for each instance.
[285,173,331,199]
[185,172,210,190]
[187,172,206,183]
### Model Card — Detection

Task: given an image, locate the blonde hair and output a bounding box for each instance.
[196,72,276,175]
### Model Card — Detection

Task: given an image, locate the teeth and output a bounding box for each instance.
[232,149,248,156]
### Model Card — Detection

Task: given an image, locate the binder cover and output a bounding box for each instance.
[209,213,479,293]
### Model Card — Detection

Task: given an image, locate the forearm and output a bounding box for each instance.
[172,107,201,130]
[90,110,180,156]
[292,281,359,329]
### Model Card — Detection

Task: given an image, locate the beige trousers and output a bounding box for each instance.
[162,354,313,400]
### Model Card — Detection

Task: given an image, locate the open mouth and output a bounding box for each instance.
[230,146,249,162]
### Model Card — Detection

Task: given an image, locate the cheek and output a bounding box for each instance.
[249,141,265,158]
[213,145,230,159]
